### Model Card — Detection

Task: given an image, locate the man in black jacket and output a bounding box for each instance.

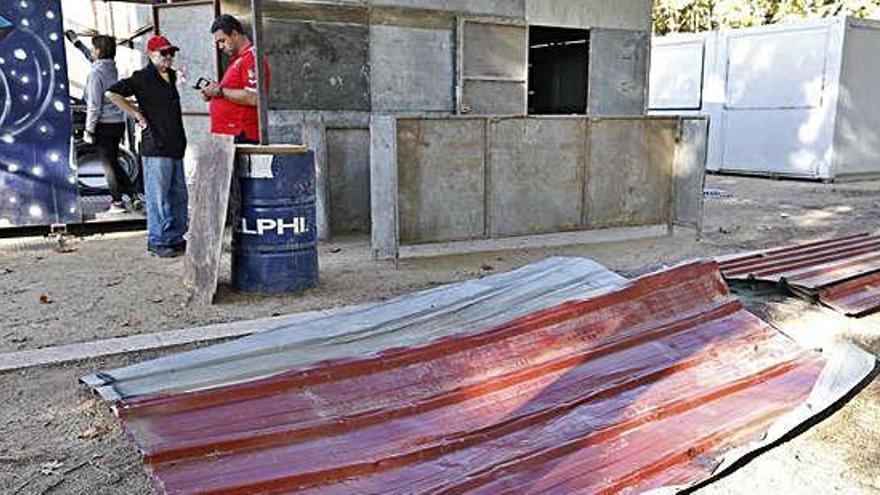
[107,35,187,258]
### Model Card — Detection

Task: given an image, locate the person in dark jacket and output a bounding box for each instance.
[106,35,187,258]
[84,34,142,214]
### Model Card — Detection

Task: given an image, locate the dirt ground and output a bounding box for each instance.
[1,174,880,494]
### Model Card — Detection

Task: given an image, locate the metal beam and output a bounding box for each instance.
[251,0,269,144]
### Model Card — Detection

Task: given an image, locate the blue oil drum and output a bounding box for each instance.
[232,145,318,293]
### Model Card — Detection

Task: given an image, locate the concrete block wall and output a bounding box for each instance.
[372,115,707,259]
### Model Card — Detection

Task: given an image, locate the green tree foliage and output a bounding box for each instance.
[653,0,880,35]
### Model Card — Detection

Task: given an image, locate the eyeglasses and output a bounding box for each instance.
[159,49,176,58]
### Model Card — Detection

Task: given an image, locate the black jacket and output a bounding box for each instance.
[107,63,187,159]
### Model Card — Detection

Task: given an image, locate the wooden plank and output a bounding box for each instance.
[183,134,236,305]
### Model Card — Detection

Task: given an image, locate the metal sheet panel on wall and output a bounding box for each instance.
[585,119,674,228]
[266,15,369,111]
[370,24,454,112]
[374,0,525,18]
[487,118,585,236]
[327,128,370,234]
[0,0,79,228]
[587,28,649,116]
[526,0,651,31]
[673,118,708,232]
[221,0,371,111]
[397,118,485,243]
[459,20,527,115]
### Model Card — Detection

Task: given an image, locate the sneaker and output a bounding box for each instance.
[148,245,181,258]
[106,201,126,214]
[130,196,145,212]
[171,240,187,253]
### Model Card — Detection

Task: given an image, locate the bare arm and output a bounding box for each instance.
[201,81,257,106]
[106,92,148,128]
[223,88,258,106]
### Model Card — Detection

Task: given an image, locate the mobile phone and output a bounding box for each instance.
[193,77,211,90]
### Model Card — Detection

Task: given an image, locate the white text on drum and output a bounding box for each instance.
[239,217,309,236]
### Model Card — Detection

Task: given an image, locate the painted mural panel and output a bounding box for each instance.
[0,0,78,228]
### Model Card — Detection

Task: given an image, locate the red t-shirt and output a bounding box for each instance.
[210,43,270,142]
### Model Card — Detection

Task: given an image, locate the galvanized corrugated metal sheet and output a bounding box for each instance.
[106,260,855,494]
[719,233,880,316]
[82,257,628,402]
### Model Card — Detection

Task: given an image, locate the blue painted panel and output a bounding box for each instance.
[0,0,79,228]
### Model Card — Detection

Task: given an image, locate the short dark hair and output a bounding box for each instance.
[91,35,116,60]
[211,14,245,36]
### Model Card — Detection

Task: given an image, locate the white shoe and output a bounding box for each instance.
[106,202,127,214]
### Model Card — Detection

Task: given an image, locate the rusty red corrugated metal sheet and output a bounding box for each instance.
[112,261,830,494]
[719,233,880,316]
[819,270,880,316]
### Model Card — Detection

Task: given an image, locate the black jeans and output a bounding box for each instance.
[95,122,135,202]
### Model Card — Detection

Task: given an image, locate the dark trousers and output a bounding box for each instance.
[95,122,135,202]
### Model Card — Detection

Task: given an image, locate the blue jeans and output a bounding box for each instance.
[142,156,188,249]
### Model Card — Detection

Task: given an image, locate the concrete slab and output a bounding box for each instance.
[373,0,525,18]
[328,128,371,234]
[526,0,651,31]
[487,118,586,236]
[370,116,399,260]
[264,18,370,111]
[674,118,709,233]
[462,22,527,79]
[370,25,455,112]
[460,21,527,115]
[396,118,486,243]
[462,80,527,115]
[585,119,675,228]
[302,118,330,240]
[587,28,649,115]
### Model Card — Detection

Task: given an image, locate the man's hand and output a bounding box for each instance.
[202,81,222,99]
[83,131,94,144]
[133,112,149,129]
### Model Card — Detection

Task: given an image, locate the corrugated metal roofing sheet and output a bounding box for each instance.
[100,260,868,494]
[819,271,880,316]
[83,257,627,402]
[719,233,880,316]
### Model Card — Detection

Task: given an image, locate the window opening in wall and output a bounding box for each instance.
[528,26,590,115]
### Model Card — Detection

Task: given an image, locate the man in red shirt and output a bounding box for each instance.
[201,14,269,144]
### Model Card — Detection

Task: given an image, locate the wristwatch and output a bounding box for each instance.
[218,87,225,99]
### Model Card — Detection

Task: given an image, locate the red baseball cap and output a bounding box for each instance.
[146,35,179,53]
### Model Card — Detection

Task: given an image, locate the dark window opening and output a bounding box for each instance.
[528,26,589,115]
